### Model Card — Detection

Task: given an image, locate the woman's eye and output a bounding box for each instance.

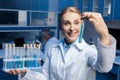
[75,22,80,25]
[63,22,69,26]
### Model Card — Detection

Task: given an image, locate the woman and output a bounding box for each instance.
[9,7,116,80]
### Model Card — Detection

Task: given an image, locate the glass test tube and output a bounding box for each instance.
[26,44,30,68]
[7,44,13,69]
[29,44,33,67]
[12,44,16,68]
[36,44,41,67]
[4,44,9,70]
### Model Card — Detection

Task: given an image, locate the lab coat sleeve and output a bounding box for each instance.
[96,35,116,72]
[88,35,116,72]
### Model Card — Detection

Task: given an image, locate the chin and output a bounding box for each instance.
[65,34,78,42]
[68,38,77,42]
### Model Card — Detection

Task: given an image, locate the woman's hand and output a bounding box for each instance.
[82,12,110,46]
[7,69,27,75]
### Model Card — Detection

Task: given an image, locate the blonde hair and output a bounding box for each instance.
[60,7,81,18]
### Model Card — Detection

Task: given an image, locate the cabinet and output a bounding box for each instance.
[78,0,111,20]
[0,0,59,38]
[58,0,74,11]
[77,0,120,20]
[111,0,120,20]
[100,0,111,20]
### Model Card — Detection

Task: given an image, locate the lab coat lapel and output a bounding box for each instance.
[58,39,86,63]
[64,40,86,63]
[58,42,65,62]
[64,46,77,63]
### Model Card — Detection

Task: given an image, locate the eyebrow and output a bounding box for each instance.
[63,18,80,21]
[63,19,82,24]
[74,19,81,21]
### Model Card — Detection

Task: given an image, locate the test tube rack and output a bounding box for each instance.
[3,43,41,71]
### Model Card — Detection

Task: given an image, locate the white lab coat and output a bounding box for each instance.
[19,35,116,80]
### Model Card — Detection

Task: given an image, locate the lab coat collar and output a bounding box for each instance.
[74,39,86,51]
[58,38,86,52]
[58,38,86,63]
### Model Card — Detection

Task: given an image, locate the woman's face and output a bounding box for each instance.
[61,12,82,44]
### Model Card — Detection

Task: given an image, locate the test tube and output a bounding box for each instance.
[8,44,12,69]
[29,44,33,67]
[26,44,30,68]
[33,44,37,67]
[79,23,85,43]
[12,44,16,69]
[12,44,15,58]
[15,46,18,68]
[36,44,41,67]
[19,46,23,69]
[33,44,36,58]
[30,44,33,58]
[24,44,27,68]
[23,44,26,59]
[9,44,12,59]
[4,44,9,59]
[4,44,9,70]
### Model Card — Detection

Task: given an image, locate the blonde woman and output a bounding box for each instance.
[9,7,116,80]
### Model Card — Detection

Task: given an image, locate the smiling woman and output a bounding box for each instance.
[61,12,82,44]
[59,7,83,44]
[8,7,116,80]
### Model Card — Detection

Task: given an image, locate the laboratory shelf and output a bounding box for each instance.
[0,27,57,32]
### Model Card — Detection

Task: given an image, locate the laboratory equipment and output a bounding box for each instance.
[3,43,41,71]
[79,23,85,43]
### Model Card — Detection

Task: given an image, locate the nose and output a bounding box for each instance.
[70,24,74,31]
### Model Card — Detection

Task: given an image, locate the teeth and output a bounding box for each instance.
[69,33,76,37]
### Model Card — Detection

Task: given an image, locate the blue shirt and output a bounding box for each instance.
[63,38,79,55]
[19,36,116,80]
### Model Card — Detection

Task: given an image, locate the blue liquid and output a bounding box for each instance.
[79,24,85,43]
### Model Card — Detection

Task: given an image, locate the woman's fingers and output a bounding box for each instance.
[7,69,27,75]
[81,12,110,46]
[8,70,17,75]
[81,12,102,22]
[81,12,92,19]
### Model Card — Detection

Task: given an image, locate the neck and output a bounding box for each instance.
[64,38,72,45]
